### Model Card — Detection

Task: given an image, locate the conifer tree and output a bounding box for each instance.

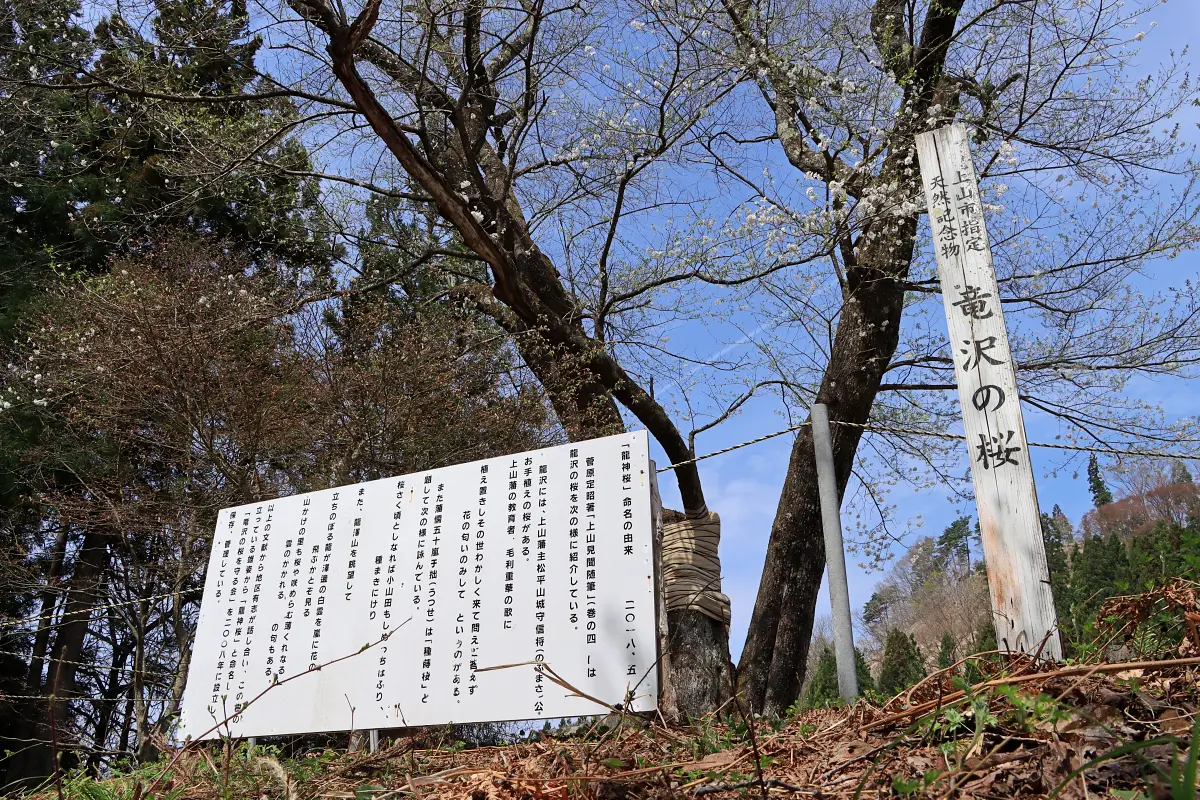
[1041,506,1073,645]
[1088,454,1115,507]
[802,645,874,707]
[0,0,335,784]
[935,517,973,575]
[862,591,892,629]
[878,629,925,696]
[802,645,839,707]
[1063,533,1130,654]
[855,649,875,696]
[937,632,956,670]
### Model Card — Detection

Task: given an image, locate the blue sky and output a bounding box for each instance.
[642,0,1200,659]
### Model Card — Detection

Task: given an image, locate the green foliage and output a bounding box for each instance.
[803,645,839,707]
[964,620,997,684]
[934,516,972,574]
[801,645,875,708]
[937,632,956,670]
[1041,506,1073,635]
[992,685,1073,734]
[892,770,941,796]
[861,591,891,628]
[878,629,925,697]
[0,0,335,334]
[1088,454,1115,507]
[687,714,751,759]
[0,0,340,719]
[1062,532,1132,656]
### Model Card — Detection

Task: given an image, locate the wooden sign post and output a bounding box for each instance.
[916,125,1061,660]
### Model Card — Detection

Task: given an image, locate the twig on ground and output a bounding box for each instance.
[145,619,411,796]
[692,778,815,795]
[863,656,1200,732]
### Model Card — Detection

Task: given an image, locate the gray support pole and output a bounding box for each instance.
[810,403,859,701]
[369,729,380,753]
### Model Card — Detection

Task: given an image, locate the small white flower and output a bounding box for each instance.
[629,19,645,30]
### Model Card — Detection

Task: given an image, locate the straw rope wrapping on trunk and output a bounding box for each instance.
[660,507,731,626]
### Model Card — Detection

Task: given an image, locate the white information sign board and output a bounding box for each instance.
[179,431,658,739]
[916,125,1062,660]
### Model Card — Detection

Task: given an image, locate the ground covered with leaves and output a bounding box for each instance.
[27,654,1198,800]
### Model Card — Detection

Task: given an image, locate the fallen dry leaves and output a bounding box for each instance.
[50,657,1189,800]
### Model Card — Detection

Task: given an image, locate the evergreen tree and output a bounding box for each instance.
[802,645,839,707]
[971,518,988,575]
[1126,518,1199,591]
[1088,454,1115,507]
[935,517,973,575]
[862,590,891,629]
[964,620,999,684]
[0,0,337,784]
[975,620,998,654]
[878,629,925,696]
[1170,460,1194,485]
[802,645,875,707]
[1063,533,1130,654]
[1040,506,1072,641]
[937,632,956,669]
[855,648,875,695]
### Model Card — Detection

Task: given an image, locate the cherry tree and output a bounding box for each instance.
[673,0,1200,712]
[12,0,1200,721]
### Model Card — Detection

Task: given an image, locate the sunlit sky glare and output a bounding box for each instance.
[642,0,1200,660]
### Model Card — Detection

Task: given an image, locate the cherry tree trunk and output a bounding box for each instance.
[736,228,915,716]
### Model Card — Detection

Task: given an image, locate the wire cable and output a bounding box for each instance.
[655,419,1199,472]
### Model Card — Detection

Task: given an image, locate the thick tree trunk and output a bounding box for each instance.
[85,641,129,776]
[660,510,732,718]
[737,221,917,716]
[511,331,625,439]
[4,528,109,788]
[295,1,731,717]
[732,0,967,713]
[25,524,69,694]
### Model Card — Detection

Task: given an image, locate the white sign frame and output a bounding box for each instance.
[180,431,659,739]
[916,125,1062,660]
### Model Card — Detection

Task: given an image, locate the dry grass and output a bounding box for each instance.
[22,582,1200,800]
[31,656,1198,800]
